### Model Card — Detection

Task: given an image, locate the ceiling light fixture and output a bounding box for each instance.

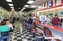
[31,5,36,8]
[6,0,12,2]
[27,0,34,4]
[10,7,14,8]
[9,4,13,6]
[24,5,29,7]
[23,8,26,9]
[21,7,26,11]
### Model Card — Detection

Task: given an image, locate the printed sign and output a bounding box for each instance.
[49,2,53,7]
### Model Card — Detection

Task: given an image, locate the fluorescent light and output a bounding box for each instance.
[31,5,36,8]
[27,0,34,4]
[23,8,26,9]
[8,4,13,6]
[21,7,26,11]
[10,7,14,8]
[24,5,29,7]
[6,0,12,2]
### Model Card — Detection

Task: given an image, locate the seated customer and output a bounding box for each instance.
[52,14,61,26]
[0,19,10,41]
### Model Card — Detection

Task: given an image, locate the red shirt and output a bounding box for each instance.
[52,17,60,25]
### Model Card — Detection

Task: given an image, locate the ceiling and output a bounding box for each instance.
[0,0,50,12]
[0,0,11,11]
[0,0,29,12]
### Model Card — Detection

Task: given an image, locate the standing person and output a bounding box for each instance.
[10,17,16,24]
[24,16,28,27]
[61,18,63,27]
[46,15,51,24]
[27,14,34,32]
[0,19,10,41]
[52,14,61,26]
[41,15,47,24]
[21,15,25,25]
[17,17,19,21]
[21,15,25,23]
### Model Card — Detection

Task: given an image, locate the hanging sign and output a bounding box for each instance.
[49,2,53,7]
[48,0,53,7]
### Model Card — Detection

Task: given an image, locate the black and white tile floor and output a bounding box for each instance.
[10,22,44,41]
[10,27,37,41]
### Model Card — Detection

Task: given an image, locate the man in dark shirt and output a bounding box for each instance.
[27,14,34,32]
[28,14,33,24]
[28,17,33,24]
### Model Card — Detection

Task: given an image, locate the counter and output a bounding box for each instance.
[35,21,63,41]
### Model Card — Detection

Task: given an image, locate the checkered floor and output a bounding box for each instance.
[10,27,37,41]
[10,21,44,41]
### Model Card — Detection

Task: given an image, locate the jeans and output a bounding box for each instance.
[0,36,10,41]
[0,31,10,41]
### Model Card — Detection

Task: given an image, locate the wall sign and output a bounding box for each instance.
[49,2,53,7]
